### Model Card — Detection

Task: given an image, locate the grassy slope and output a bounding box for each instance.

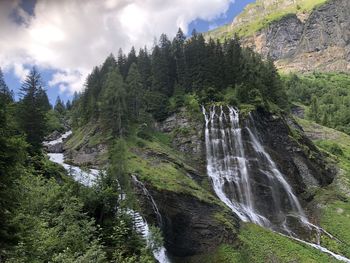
[189,223,338,263]
[206,0,327,40]
[296,117,350,257]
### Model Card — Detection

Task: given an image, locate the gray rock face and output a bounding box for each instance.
[46,142,64,153]
[245,0,350,72]
[255,14,304,60]
[64,144,108,166]
[247,108,335,196]
[156,108,206,172]
[133,181,238,257]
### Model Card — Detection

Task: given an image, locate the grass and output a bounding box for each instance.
[188,223,338,263]
[126,130,218,205]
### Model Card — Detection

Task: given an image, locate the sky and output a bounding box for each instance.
[1,0,255,105]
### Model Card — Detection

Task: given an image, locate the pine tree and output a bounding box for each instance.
[18,67,49,152]
[101,69,127,136]
[54,96,66,114]
[126,63,144,121]
[117,49,128,79]
[137,47,152,90]
[172,28,187,90]
[0,67,13,104]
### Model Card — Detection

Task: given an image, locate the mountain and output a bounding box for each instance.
[207,0,350,73]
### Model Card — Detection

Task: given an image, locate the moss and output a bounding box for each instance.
[214,212,236,232]
[238,104,256,118]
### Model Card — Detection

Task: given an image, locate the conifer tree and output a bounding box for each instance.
[18,67,49,152]
[0,67,13,104]
[101,68,127,136]
[126,63,144,121]
[172,28,187,90]
[54,96,66,114]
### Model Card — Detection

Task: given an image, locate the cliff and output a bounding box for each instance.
[207,0,350,73]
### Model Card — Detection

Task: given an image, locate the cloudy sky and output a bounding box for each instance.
[0,0,254,104]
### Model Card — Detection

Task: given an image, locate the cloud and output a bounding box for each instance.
[0,0,234,94]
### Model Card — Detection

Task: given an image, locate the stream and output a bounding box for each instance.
[45,131,170,263]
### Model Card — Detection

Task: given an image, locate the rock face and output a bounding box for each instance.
[64,144,108,167]
[243,0,350,72]
[156,108,206,173]
[133,179,238,257]
[247,108,335,196]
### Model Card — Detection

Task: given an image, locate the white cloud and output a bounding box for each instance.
[0,0,234,94]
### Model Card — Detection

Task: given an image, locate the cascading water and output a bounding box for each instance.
[46,132,171,263]
[202,105,350,262]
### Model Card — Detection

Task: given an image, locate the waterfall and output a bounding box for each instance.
[202,106,350,262]
[132,175,163,227]
[202,105,269,226]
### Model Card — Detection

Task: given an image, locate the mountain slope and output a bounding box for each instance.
[207,0,350,73]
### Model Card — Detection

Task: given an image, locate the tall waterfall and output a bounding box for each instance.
[202,105,320,232]
[202,105,350,262]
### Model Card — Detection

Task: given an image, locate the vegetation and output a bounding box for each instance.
[283,72,350,134]
[71,29,287,132]
[0,67,156,262]
[189,223,338,263]
[296,118,350,258]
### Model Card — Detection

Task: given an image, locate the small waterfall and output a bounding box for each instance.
[202,106,350,262]
[131,175,171,263]
[46,132,171,263]
[132,175,163,227]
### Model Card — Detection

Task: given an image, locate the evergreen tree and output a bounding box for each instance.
[125,46,137,77]
[137,47,152,90]
[101,69,127,136]
[0,67,13,104]
[184,32,208,92]
[172,28,187,90]
[17,67,48,152]
[54,96,66,114]
[117,49,128,79]
[126,63,144,121]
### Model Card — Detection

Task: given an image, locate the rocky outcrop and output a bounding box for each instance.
[247,108,336,197]
[64,144,108,167]
[156,108,206,173]
[133,178,239,257]
[243,0,350,72]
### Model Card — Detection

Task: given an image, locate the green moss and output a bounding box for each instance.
[238,104,256,118]
[213,212,236,232]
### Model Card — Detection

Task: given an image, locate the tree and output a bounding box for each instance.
[17,67,48,152]
[101,69,127,136]
[126,63,144,121]
[54,96,66,114]
[172,28,187,90]
[137,47,152,90]
[308,95,320,123]
[0,67,13,104]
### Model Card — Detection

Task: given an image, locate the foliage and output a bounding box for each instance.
[283,72,350,134]
[17,67,50,152]
[72,30,287,126]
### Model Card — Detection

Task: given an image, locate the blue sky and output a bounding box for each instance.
[2,0,254,106]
